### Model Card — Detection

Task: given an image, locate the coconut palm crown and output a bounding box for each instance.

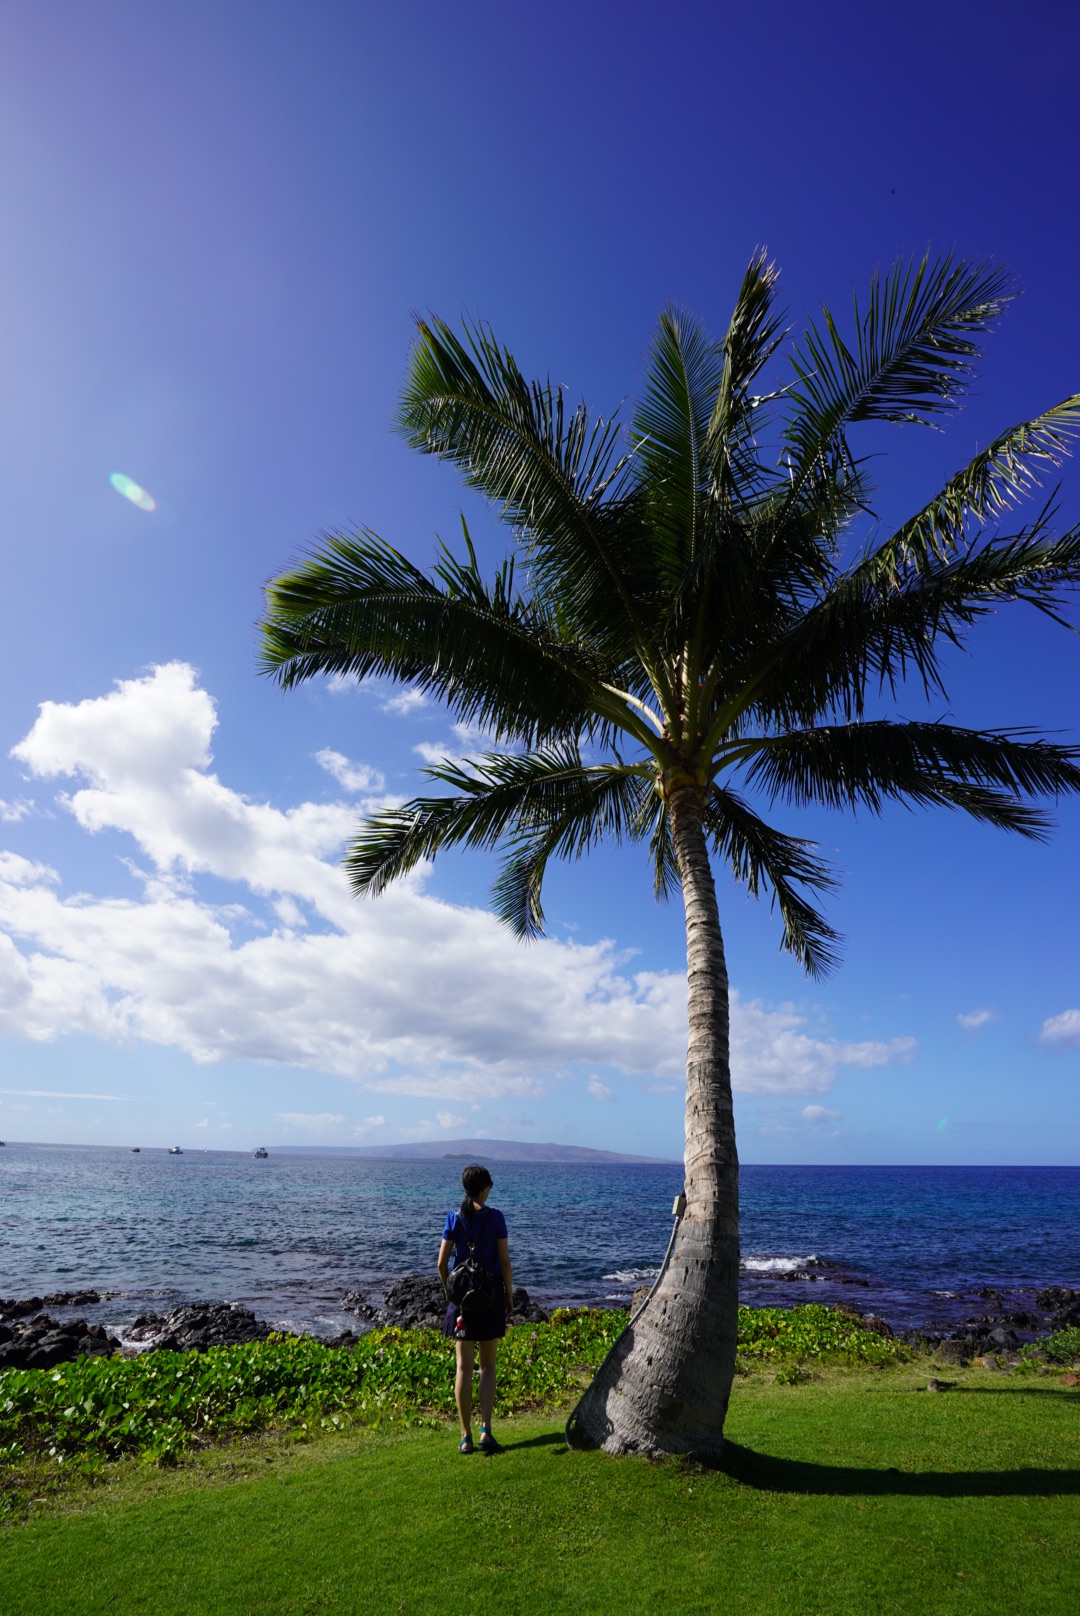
[260,252,1080,1459]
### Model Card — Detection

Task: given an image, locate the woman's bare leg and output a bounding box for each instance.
[455,1340,476,1439]
[477,1338,498,1429]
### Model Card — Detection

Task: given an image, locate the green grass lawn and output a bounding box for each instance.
[3,1366,1078,1615]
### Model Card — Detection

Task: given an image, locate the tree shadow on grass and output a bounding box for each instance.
[499,1432,567,1454]
[720,1441,1080,1498]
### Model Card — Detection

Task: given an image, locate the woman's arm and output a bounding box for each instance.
[497,1237,513,1318]
[437,1237,454,1301]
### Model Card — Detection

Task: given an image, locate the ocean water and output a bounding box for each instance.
[1,1143,1077,1341]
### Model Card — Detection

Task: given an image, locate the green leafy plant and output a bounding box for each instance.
[0,1305,914,1474]
[1028,1326,1080,1365]
[736,1305,909,1369]
[0,1312,629,1470]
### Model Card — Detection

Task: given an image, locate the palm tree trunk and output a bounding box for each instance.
[566,786,739,1460]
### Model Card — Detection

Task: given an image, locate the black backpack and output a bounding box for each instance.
[446,1208,494,1318]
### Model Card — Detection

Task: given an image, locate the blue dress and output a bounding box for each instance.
[441,1205,509,1341]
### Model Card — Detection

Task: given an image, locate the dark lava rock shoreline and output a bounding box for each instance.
[2,1279,1077,1374]
[0,1278,552,1371]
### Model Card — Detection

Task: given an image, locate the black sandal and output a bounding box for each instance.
[478,1425,501,1454]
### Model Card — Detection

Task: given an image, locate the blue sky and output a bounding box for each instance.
[0,0,1078,1163]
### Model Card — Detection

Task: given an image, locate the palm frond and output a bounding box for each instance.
[740,521,1080,729]
[260,528,609,745]
[629,305,724,580]
[865,397,1080,578]
[396,315,657,664]
[703,250,787,501]
[346,747,652,935]
[704,787,840,977]
[782,253,1015,504]
[744,720,1080,836]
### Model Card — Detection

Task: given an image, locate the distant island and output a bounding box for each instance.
[269,1137,676,1165]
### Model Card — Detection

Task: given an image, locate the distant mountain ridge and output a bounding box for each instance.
[269,1137,675,1164]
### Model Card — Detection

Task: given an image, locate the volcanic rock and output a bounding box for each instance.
[1036,1287,1080,1326]
[339,1290,381,1324]
[0,1297,44,1322]
[935,1339,972,1366]
[0,1312,122,1370]
[124,1301,274,1352]
[382,1274,448,1329]
[510,1288,549,1324]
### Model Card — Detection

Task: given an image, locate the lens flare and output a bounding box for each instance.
[936,1116,949,1130]
[109,472,157,512]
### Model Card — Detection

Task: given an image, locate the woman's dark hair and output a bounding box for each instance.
[460,1163,493,1217]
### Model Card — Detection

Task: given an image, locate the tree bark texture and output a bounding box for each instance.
[566,787,739,1460]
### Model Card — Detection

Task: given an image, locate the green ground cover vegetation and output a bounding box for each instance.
[0,1306,910,1475]
[2,1306,1077,1614]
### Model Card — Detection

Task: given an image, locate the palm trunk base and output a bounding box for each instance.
[565,1222,738,1462]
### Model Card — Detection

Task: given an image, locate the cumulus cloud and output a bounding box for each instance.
[314,749,385,795]
[0,799,32,822]
[730,997,914,1096]
[414,720,500,770]
[382,687,429,716]
[1039,1009,1080,1048]
[0,664,916,1105]
[957,1008,997,1032]
[802,1104,842,1125]
[586,1076,615,1101]
[436,1110,467,1129]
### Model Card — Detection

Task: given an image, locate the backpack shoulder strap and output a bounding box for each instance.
[462,1205,489,1258]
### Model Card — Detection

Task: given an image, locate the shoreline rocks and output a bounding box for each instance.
[340,1276,551,1330]
[124,1302,275,1353]
[0,1314,121,1370]
[1,1277,1076,1372]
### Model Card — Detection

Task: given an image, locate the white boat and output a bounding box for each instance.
[168,1146,183,1155]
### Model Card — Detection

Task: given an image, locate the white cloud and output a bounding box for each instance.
[0,664,916,1106]
[436,1110,467,1129]
[382,687,429,716]
[359,1114,386,1128]
[277,1111,347,1128]
[414,740,467,768]
[326,675,431,716]
[586,1075,615,1101]
[957,1008,997,1032]
[729,996,915,1095]
[802,1104,842,1125]
[314,749,385,795]
[195,1117,209,1129]
[0,798,32,822]
[413,721,500,771]
[1039,1009,1080,1048]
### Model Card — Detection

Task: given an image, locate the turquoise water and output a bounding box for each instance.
[1,1142,1077,1338]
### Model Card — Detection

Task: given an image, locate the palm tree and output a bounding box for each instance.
[260,252,1080,1460]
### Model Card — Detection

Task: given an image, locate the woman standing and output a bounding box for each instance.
[438,1163,513,1454]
